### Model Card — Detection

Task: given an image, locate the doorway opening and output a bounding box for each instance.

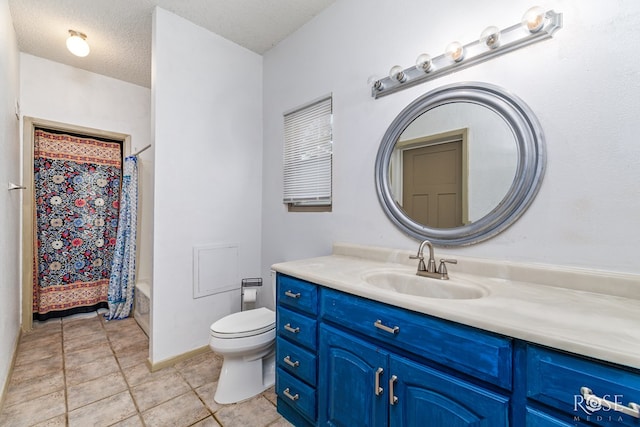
[22,118,130,331]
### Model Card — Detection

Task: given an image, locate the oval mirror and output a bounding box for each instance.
[375,82,546,246]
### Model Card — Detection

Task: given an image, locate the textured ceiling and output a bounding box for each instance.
[8,0,336,88]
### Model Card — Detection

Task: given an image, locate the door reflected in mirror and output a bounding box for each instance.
[389,102,518,228]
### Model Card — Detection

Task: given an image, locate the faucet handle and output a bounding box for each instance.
[409,253,426,271]
[409,248,425,262]
[437,259,458,278]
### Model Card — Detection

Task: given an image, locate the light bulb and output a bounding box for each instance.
[445,42,465,62]
[389,65,407,83]
[415,54,433,73]
[66,30,90,57]
[480,26,501,49]
[522,6,546,33]
[367,75,384,91]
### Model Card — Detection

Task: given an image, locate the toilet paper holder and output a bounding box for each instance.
[241,278,262,310]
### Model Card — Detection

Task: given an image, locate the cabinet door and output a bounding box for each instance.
[318,325,388,427]
[389,355,509,427]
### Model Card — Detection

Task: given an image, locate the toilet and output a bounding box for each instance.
[209,306,276,404]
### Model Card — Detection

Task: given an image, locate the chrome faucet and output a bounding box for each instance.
[410,240,437,274]
[410,240,457,280]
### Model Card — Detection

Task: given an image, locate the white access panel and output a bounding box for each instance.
[193,243,239,298]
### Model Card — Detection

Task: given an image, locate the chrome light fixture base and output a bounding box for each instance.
[371,10,562,99]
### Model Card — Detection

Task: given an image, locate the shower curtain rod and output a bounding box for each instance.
[131,144,152,157]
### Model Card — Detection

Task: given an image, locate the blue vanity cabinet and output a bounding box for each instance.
[525,345,640,427]
[318,288,510,427]
[276,274,319,427]
[275,272,640,427]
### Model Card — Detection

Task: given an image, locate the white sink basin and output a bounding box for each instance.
[362,271,488,300]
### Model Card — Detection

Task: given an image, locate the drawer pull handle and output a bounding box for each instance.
[581,387,640,418]
[374,367,384,396]
[284,356,300,368]
[284,290,301,299]
[374,319,399,335]
[283,387,299,401]
[284,323,300,334]
[389,375,398,405]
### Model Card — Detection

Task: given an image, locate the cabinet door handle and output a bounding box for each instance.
[284,323,300,334]
[389,375,398,405]
[283,387,300,401]
[284,290,301,299]
[374,367,384,396]
[581,387,640,418]
[374,319,400,335]
[283,356,300,368]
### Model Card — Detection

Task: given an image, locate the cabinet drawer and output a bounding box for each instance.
[321,288,512,389]
[277,274,318,315]
[277,367,316,422]
[277,337,317,386]
[527,345,640,426]
[277,306,317,351]
[526,407,585,426]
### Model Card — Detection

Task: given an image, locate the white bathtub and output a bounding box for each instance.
[134,281,150,336]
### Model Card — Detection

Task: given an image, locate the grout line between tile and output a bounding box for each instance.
[173,360,215,425]
[102,315,151,426]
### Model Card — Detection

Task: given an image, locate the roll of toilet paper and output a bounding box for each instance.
[243,288,257,303]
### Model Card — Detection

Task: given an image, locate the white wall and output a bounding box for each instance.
[20,54,153,286]
[262,0,640,276]
[151,8,263,363]
[0,0,21,397]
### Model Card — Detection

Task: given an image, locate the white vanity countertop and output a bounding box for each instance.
[272,243,640,370]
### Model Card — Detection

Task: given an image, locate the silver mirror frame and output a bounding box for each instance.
[375,82,546,246]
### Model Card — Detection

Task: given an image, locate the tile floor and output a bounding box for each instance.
[0,313,291,427]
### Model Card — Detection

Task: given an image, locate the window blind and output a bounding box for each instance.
[283,96,332,206]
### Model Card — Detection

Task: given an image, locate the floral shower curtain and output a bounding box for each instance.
[33,129,122,320]
[106,156,138,320]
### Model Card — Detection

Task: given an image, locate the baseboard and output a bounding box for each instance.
[0,328,21,411]
[146,345,210,372]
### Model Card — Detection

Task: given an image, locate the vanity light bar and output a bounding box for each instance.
[371,9,563,99]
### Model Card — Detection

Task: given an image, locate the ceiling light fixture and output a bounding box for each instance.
[66,30,90,57]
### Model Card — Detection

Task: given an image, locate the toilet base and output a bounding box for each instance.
[214,350,275,404]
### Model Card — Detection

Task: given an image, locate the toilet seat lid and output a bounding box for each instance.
[210,307,275,338]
